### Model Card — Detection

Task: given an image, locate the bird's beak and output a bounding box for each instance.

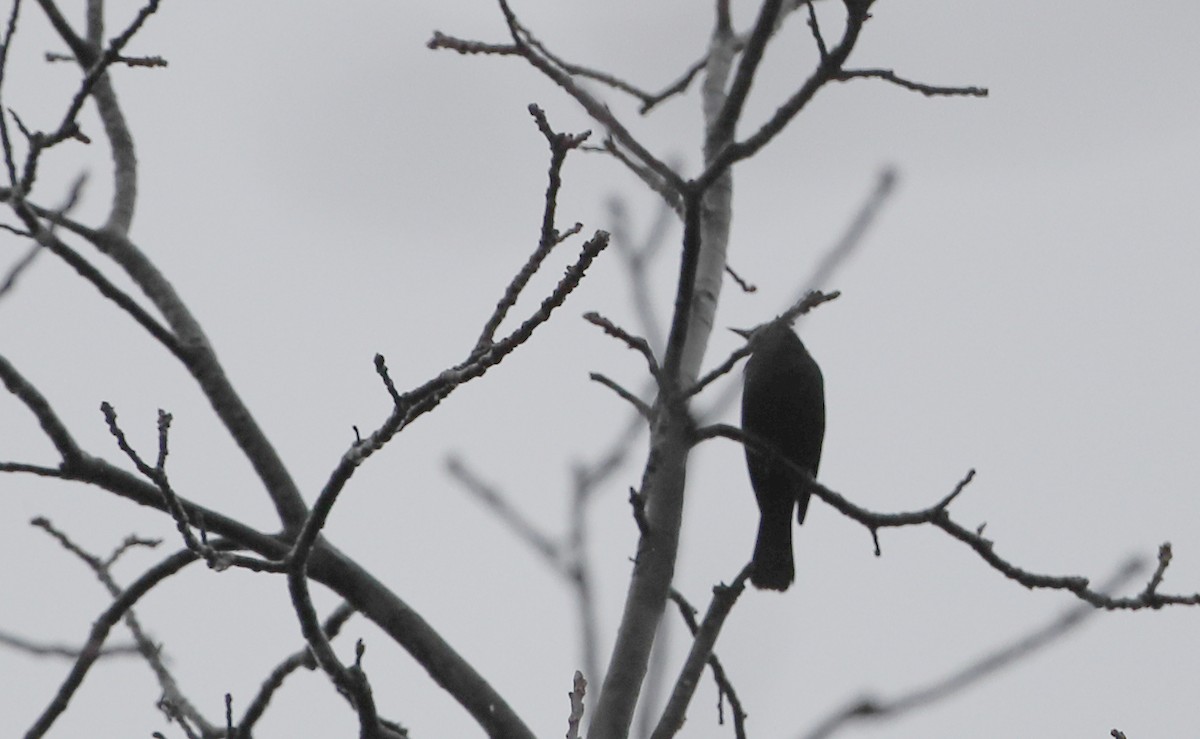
[730,326,753,340]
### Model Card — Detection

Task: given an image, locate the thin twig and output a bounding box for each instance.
[45,50,167,67]
[0,629,140,659]
[583,311,660,379]
[589,373,652,420]
[477,105,590,349]
[836,68,988,97]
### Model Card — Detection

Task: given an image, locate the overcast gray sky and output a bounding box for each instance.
[2,1,1198,737]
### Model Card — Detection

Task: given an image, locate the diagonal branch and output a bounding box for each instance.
[652,571,752,739]
[24,545,206,739]
[446,455,562,563]
[0,352,83,465]
[800,558,1146,739]
[296,228,608,574]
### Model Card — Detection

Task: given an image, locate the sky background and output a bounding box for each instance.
[1,1,1199,737]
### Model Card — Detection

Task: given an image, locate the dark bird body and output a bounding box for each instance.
[740,321,825,591]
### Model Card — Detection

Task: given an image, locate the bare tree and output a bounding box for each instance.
[1,2,1196,738]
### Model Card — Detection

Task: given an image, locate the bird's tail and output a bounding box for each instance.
[750,507,795,591]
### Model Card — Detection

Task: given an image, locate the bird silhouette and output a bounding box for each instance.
[738,320,825,591]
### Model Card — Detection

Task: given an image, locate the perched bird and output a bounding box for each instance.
[738,320,825,591]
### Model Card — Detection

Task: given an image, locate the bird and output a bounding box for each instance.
[737,320,825,591]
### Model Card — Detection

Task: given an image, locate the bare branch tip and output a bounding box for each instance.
[373,353,403,407]
[582,312,658,375]
[724,263,757,293]
[937,468,977,509]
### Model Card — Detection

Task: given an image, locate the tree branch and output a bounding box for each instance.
[697,425,1200,609]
